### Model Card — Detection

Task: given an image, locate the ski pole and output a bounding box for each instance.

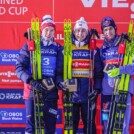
[87,29,98,134]
[31,18,45,134]
[106,40,126,134]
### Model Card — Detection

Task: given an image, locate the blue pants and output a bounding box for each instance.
[101,93,132,134]
[25,99,57,134]
[73,103,96,134]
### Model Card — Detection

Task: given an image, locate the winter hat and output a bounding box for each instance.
[41,15,55,31]
[74,17,88,31]
[101,16,117,32]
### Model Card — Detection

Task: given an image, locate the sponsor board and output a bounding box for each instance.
[0,128,62,134]
[0,89,24,104]
[0,108,26,124]
[0,66,23,88]
[0,50,19,65]
[0,128,25,133]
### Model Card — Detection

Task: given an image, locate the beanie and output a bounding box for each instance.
[101,16,117,32]
[74,17,88,31]
[41,15,55,31]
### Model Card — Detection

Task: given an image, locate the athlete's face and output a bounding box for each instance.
[74,28,88,42]
[103,26,116,41]
[42,26,55,40]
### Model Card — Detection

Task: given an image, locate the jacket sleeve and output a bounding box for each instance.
[15,43,32,83]
[93,48,104,90]
[55,44,64,85]
[119,64,134,75]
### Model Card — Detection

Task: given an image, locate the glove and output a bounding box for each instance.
[107,68,120,78]
[29,79,47,92]
[88,89,100,103]
[90,28,99,38]
[57,82,69,94]
[120,32,131,43]
[24,32,28,39]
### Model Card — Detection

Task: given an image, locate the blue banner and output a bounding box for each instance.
[0,89,24,104]
[0,50,19,65]
[0,128,62,134]
[0,108,26,124]
[0,128,25,133]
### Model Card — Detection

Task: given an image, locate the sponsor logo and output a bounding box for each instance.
[81,0,134,19]
[0,108,26,123]
[0,93,22,100]
[102,49,118,58]
[0,71,16,77]
[42,49,57,55]
[0,68,23,86]
[0,128,25,133]
[0,50,19,65]
[0,89,24,104]
[73,51,90,57]
[73,61,89,68]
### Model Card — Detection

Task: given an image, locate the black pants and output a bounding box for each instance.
[73,103,96,134]
[25,99,57,134]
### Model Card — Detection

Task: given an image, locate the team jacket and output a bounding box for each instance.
[71,33,103,103]
[15,37,63,100]
[100,35,134,95]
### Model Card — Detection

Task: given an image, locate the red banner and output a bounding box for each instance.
[0,0,134,49]
[0,66,23,88]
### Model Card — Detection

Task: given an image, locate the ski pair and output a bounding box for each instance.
[87,31,99,134]
[63,19,73,134]
[106,20,134,134]
[27,17,45,134]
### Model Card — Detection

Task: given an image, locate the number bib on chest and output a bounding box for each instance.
[42,56,56,77]
[72,44,92,78]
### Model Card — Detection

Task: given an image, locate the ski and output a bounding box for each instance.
[112,20,134,134]
[105,20,134,134]
[105,34,128,134]
[63,19,73,134]
[64,19,72,80]
[30,17,45,134]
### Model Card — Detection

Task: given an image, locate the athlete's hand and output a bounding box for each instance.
[107,68,120,78]
[88,89,100,103]
[29,79,47,92]
[57,82,69,94]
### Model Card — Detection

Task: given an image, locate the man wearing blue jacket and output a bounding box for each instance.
[100,16,134,134]
[15,15,63,134]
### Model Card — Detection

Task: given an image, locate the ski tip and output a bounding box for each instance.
[68,19,71,23]
[31,17,36,22]
[35,17,40,23]
[64,19,67,23]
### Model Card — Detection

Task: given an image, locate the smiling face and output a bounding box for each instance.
[74,28,88,42]
[103,26,116,41]
[42,26,55,40]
